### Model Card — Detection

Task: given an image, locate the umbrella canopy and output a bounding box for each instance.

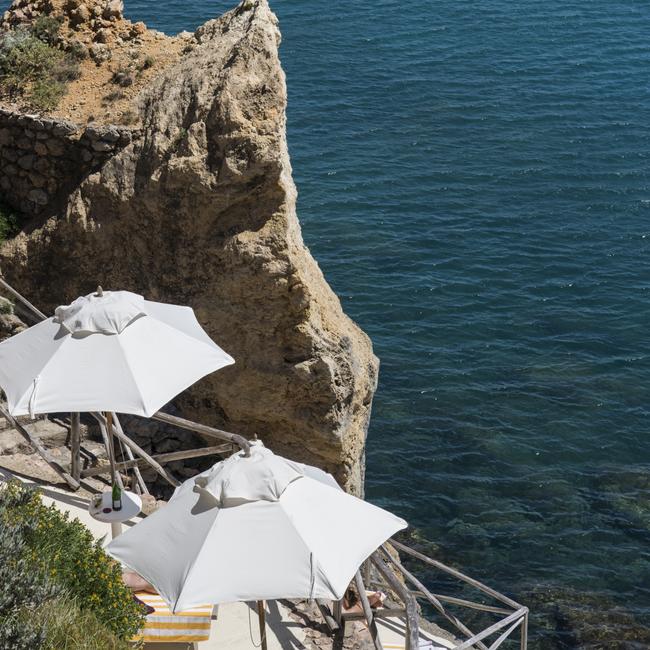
[0,290,234,417]
[107,444,407,611]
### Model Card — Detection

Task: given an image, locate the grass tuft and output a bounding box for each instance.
[27,597,136,650]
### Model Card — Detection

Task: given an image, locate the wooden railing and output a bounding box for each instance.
[372,540,527,650]
[317,537,528,650]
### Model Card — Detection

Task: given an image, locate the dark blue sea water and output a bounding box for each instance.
[14,0,650,645]
[123,0,650,646]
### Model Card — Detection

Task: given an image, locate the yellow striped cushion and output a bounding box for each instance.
[132,592,212,643]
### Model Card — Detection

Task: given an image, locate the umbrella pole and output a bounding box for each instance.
[70,412,81,483]
[257,601,267,650]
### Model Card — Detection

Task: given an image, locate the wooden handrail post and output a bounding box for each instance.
[371,552,418,650]
[92,412,180,488]
[256,601,268,650]
[354,571,383,650]
[112,414,149,495]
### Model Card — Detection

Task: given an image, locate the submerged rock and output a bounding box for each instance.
[524,585,650,649]
[590,467,650,538]
[0,0,378,494]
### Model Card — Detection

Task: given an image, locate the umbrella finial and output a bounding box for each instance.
[96,285,104,297]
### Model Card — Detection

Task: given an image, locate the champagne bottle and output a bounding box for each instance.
[112,482,122,511]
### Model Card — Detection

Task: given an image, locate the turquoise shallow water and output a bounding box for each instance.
[10,0,650,645]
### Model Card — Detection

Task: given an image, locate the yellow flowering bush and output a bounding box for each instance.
[0,481,145,644]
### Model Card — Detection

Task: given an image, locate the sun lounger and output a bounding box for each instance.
[132,592,214,648]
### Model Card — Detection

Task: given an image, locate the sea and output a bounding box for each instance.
[14,0,650,646]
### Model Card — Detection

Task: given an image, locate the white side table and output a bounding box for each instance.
[89,490,142,539]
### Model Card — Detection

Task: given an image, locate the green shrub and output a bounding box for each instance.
[0,297,13,315]
[30,15,64,46]
[0,481,146,646]
[0,200,20,243]
[66,39,88,62]
[0,28,79,110]
[111,66,134,87]
[27,77,66,111]
[0,32,61,95]
[139,55,155,71]
[0,483,59,650]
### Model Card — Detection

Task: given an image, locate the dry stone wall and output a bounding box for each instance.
[0,109,135,216]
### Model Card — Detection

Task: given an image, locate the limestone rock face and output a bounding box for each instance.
[0,0,378,494]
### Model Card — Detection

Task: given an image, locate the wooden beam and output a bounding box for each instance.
[0,405,79,490]
[81,443,233,479]
[411,592,511,616]
[151,411,251,457]
[489,618,524,650]
[354,571,383,650]
[97,418,123,489]
[0,276,47,321]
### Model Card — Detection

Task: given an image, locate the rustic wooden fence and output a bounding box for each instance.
[318,539,528,649]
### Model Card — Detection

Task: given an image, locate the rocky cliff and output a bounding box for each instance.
[0,0,378,494]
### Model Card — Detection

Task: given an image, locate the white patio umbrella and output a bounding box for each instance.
[107,443,407,611]
[0,288,234,418]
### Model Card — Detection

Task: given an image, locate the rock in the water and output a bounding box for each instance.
[0,0,378,495]
[525,585,650,648]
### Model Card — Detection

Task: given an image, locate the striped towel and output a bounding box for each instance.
[132,592,213,643]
